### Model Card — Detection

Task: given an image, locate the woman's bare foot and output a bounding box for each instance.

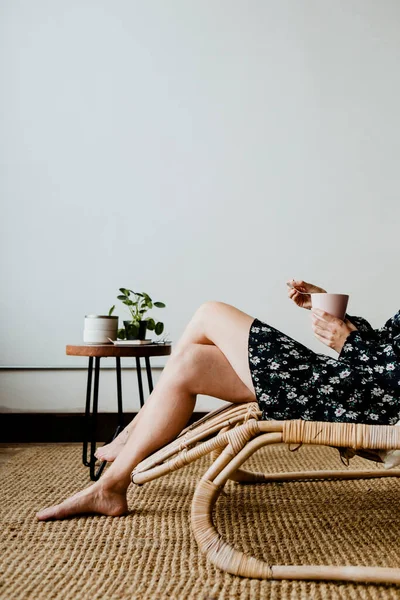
[95,427,131,462]
[36,481,128,521]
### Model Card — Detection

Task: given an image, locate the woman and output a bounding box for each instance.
[37,279,400,520]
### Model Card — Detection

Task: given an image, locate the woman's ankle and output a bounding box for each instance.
[99,474,131,495]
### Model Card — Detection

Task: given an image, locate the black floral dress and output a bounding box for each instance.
[247,310,400,425]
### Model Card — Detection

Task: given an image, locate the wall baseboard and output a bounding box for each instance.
[0,412,208,443]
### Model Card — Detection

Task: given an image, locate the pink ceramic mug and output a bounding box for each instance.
[311,293,349,320]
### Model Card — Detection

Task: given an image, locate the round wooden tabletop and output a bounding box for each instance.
[66,343,172,358]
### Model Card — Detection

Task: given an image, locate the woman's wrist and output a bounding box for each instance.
[337,322,358,354]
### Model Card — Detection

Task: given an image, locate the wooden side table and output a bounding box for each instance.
[66,343,172,480]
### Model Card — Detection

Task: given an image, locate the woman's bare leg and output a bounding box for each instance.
[37,302,256,520]
[96,301,255,461]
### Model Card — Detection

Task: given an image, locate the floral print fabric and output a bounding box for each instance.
[247,310,400,424]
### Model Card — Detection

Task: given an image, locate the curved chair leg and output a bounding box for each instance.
[210,425,232,462]
[191,430,400,584]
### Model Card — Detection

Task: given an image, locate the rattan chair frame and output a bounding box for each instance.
[131,402,400,585]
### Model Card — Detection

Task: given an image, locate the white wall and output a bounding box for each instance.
[0,367,225,413]
[1,1,400,411]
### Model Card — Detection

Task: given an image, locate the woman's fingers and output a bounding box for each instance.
[291,290,305,307]
[286,279,306,291]
[312,322,335,346]
[314,332,334,348]
[311,308,357,353]
[311,308,340,325]
[311,309,349,352]
[287,285,312,309]
[292,279,308,292]
[312,322,330,338]
[288,287,300,302]
[287,283,305,298]
[287,279,327,295]
[311,314,330,332]
[311,314,335,336]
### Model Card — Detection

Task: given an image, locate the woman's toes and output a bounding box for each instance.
[36,500,78,521]
[94,442,124,463]
[36,506,60,521]
[95,445,112,461]
[95,449,109,462]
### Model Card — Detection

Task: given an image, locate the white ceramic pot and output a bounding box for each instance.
[84,315,118,344]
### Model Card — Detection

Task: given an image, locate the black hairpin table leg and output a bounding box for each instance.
[82,356,93,467]
[89,357,108,481]
[136,357,145,408]
[69,343,171,482]
[145,356,154,394]
[83,356,125,481]
[115,356,124,432]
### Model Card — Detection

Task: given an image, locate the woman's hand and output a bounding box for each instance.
[287,279,327,310]
[311,308,358,353]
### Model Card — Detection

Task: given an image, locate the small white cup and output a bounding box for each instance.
[311,294,349,320]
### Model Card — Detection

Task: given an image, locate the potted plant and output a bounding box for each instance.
[109,288,166,340]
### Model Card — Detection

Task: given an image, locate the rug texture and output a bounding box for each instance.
[1,444,400,600]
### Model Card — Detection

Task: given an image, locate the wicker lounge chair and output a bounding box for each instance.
[131,401,400,585]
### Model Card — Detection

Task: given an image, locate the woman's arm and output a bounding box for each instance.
[287,280,395,339]
[287,279,326,310]
[345,314,374,333]
[290,283,400,385]
[345,310,400,342]
[338,328,400,391]
[311,308,400,360]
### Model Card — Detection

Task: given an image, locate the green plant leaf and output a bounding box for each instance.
[119,288,130,296]
[125,299,134,306]
[108,305,115,316]
[146,318,155,331]
[154,302,166,308]
[117,328,126,340]
[117,295,127,301]
[155,322,164,335]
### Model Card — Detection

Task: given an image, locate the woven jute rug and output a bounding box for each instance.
[1,444,400,600]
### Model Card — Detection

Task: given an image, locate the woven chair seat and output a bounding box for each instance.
[131,402,400,585]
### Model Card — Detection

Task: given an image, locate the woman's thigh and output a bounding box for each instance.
[174,301,256,395]
[178,343,257,403]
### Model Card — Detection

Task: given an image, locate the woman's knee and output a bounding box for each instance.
[173,301,226,349]
[193,301,232,325]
